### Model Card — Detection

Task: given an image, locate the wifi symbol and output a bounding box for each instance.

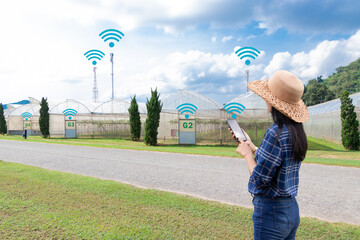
[84,49,105,65]
[235,47,260,65]
[223,103,246,119]
[99,29,125,48]
[21,112,32,120]
[63,108,78,120]
[176,103,198,119]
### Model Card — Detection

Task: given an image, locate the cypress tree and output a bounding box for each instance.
[0,103,7,135]
[39,97,50,138]
[144,88,163,146]
[340,90,360,150]
[128,95,141,141]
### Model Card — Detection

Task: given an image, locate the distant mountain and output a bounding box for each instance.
[303,58,360,106]
[324,58,360,98]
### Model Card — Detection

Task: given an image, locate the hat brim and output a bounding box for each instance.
[248,80,309,123]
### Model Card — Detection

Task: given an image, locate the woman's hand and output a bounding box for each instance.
[242,130,257,152]
[228,128,257,152]
[228,128,257,175]
[228,128,239,143]
[236,138,253,158]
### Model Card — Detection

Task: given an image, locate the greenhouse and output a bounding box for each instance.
[160,90,223,142]
[7,97,42,135]
[304,92,360,142]
[49,99,95,137]
[4,89,287,145]
[224,92,272,145]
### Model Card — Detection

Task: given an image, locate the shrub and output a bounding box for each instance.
[39,97,50,138]
[128,95,141,141]
[144,88,162,146]
[340,90,360,150]
[0,103,7,135]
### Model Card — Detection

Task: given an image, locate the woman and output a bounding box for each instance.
[230,70,309,240]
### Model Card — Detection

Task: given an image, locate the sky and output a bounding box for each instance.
[1,0,360,105]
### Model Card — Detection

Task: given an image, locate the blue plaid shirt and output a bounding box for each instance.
[248,123,301,197]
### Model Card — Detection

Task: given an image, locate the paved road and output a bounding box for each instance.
[1,140,359,225]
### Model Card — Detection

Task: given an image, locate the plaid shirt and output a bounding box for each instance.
[248,123,301,197]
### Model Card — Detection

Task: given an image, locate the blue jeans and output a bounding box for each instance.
[252,195,300,240]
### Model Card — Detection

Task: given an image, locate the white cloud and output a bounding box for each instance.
[257,21,279,35]
[264,30,360,82]
[221,35,233,42]
[246,35,256,40]
[1,0,360,105]
[114,49,265,102]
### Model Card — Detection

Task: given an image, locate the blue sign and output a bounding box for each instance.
[176,103,198,119]
[223,102,246,119]
[84,49,105,65]
[21,112,32,121]
[99,29,125,48]
[235,47,260,65]
[63,108,78,120]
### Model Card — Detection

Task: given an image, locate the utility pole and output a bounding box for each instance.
[110,53,114,99]
[93,67,99,103]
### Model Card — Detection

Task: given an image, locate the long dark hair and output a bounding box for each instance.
[271,107,308,161]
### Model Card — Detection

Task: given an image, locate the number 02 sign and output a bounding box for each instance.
[179,119,195,132]
[178,119,196,144]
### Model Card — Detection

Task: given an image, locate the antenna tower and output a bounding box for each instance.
[110,53,114,100]
[246,70,249,92]
[93,66,99,103]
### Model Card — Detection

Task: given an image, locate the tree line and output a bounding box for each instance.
[302,57,360,106]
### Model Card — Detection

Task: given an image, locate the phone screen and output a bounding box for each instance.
[226,119,247,142]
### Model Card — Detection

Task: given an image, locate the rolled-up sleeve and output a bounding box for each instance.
[249,129,282,190]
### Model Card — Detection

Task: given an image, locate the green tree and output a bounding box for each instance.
[128,95,141,141]
[39,97,50,138]
[302,78,335,106]
[325,58,360,97]
[340,90,360,150]
[144,88,163,146]
[0,104,7,135]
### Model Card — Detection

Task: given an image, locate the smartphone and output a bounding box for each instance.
[226,119,247,142]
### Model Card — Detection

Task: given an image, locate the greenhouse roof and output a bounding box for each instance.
[93,99,147,114]
[8,103,41,117]
[308,92,360,115]
[224,91,271,120]
[227,91,267,110]
[49,99,95,114]
[161,89,221,111]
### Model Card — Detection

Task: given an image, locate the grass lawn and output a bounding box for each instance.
[1,161,359,239]
[1,135,359,168]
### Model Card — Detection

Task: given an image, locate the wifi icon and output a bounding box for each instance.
[21,112,32,120]
[235,47,260,65]
[84,49,105,65]
[176,103,198,119]
[63,108,78,120]
[99,29,125,48]
[223,103,246,119]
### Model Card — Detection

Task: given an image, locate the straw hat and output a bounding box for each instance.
[248,70,309,123]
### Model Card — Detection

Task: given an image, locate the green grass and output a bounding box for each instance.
[0,161,359,239]
[1,134,359,167]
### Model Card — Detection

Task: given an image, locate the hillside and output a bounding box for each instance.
[325,58,360,98]
[303,58,360,106]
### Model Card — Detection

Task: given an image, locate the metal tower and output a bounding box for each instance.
[110,53,114,99]
[93,66,99,103]
[246,70,249,92]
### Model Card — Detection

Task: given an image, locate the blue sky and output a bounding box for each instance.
[1,0,360,105]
